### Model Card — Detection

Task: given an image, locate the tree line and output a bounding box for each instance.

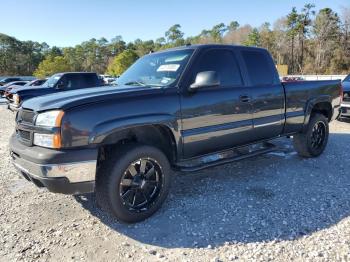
[0,4,349,78]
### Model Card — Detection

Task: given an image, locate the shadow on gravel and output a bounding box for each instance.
[75,133,350,248]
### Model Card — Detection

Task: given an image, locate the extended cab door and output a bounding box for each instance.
[180,48,254,158]
[239,49,285,140]
[58,74,97,90]
[60,74,84,90]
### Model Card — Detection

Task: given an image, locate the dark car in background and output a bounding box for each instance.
[0,81,28,96]
[340,74,350,118]
[7,72,103,111]
[3,79,47,97]
[0,77,22,86]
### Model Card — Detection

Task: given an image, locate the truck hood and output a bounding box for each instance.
[10,85,44,94]
[22,85,160,112]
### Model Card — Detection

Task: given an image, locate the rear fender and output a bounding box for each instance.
[303,95,332,130]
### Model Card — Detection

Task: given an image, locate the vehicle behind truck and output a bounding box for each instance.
[7,72,103,111]
[10,44,342,223]
[340,74,350,117]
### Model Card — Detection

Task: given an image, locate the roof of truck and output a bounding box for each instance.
[154,44,267,54]
[56,72,98,74]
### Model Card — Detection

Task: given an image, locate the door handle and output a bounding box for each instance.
[239,95,251,103]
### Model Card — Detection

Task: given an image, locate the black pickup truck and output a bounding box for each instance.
[10,45,342,223]
[7,72,103,111]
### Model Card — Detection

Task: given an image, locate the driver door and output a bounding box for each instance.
[180,48,254,158]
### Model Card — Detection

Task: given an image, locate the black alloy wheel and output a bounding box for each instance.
[119,158,163,212]
[96,144,172,223]
[310,121,326,150]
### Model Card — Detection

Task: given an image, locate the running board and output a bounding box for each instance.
[175,142,277,172]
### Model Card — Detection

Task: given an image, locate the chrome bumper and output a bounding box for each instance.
[12,153,96,183]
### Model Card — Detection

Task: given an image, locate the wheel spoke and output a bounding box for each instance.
[121,178,133,186]
[145,181,157,187]
[121,189,134,201]
[131,190,137,206]
[140,159,147,174]
[142,190,150,203]
[128,165,138,176]
[144,166,155,179]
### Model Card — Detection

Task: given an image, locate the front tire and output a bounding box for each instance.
[293,113,329,158]
[96,144,172,223]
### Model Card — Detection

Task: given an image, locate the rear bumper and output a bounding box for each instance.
[10,134,97,194]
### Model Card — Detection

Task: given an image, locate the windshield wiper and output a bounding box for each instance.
[123,80,147,86]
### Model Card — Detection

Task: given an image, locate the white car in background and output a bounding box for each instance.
[100,74,118,84]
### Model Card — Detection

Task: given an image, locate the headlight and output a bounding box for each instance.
[35,110,64,127]
[33,133,61,148]
[13,94,20,106]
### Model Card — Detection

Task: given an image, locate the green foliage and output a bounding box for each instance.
[33,55,71,78]
[228,21,240,31]
[210,23,228,43]
[0,33,47,75]
[106,49,138,76]
[243,28,261,46]
[165,24,184,43]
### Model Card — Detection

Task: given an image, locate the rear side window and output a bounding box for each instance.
[65,74,82,90]
[194,49,242,87]
[242,51,273,86]
[82,74,98,87]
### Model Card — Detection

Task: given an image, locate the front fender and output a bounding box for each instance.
[88,113,180,145]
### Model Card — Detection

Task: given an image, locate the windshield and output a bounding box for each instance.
[117,49,194,88]
[42,74,61,88]
[344,74,350,82]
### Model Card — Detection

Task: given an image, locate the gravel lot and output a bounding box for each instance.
[1,105,350,262]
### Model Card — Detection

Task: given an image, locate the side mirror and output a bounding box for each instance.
[190,71,220,91]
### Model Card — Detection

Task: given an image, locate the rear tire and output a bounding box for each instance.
[96,144,172,223]
[293,113,329,158]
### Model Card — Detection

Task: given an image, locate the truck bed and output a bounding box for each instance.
[283,80,342,133]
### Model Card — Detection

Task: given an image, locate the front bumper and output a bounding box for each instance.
[10,134,97,194]
[8,103,20,112]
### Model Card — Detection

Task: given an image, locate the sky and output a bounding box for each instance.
[0,0,348,47]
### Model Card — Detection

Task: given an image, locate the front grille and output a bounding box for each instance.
[18,130,31,141]
[16,109,36,146]
[18,109,35,124]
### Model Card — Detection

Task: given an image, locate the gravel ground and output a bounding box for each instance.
[1,105,350,262]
